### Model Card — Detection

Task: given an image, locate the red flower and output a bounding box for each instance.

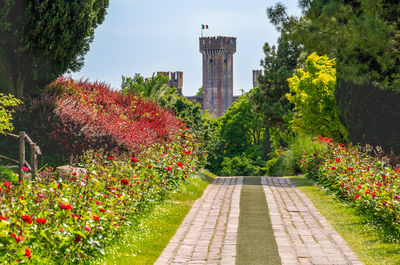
[36,218,47,224]
[335,158,341,162]
[177,162,183,168]
[148,165,152,169]
[21,215,33,224]
[131,157,138,162]
[24,248,32,259]
[168,166,172,171]
[355,194,360,199]
[331,167,336,170]
[100,208,106,212]
[20,195,24,200]
[72,172,77,176]
[120,179,129,185]
[348,167,354,171]
[60,203,73,210]
[93,216,100,221]
[12,233,23,243]
[74,235,81,243]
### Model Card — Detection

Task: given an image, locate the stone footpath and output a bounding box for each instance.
[262,177,363,265]
[156,176,363,265]
[154,176,243,265]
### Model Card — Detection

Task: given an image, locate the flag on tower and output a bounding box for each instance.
[202,24,209,29]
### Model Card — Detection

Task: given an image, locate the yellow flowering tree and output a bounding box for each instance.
[0,93,21,134]
[286,53,347,141]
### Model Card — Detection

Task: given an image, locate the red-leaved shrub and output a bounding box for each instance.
[50,77,183,155]
[7,78,183,163]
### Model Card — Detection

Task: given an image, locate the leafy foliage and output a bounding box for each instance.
[267,0,400,91]
[122,74,176,102]
[7,78,183,165]
[0,93,21,134]
[0,133,200,264]
[287,53,347,141]
[0,0,109,98]
[219,93,265,156]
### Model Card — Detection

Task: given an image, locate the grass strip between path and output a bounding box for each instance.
[236,176,281,265]
[289,175,400,265]
[92,171,213,265]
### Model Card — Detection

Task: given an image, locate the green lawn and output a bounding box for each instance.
[92,170,213,265]
[289,176,400,265]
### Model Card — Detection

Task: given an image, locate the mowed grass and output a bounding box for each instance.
[93,170,214,265]
[289,176,400,265]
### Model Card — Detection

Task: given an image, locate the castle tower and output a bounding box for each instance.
[157,71,183,96]
[200,36,236,117]
[253,70,262,88]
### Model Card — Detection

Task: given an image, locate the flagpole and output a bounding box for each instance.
[201,27,203,38]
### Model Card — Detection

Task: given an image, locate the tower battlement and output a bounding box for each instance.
[199,36,236,53]
[157,71,183,95]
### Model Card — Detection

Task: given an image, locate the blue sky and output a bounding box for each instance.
[71,0,301,96]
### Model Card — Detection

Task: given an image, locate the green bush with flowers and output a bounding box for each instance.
[0,132,200,264]
[300,136,400,233]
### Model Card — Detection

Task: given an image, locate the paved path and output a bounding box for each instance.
[262,177,363,265]
[154,176,243,265]
[155,176,363,265]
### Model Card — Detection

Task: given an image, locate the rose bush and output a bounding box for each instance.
[0,132,200,264]
[300,137,400,232]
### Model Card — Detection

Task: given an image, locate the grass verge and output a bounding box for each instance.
[92,169,214,265]
[236,176,281,265]
[289,175,400,265]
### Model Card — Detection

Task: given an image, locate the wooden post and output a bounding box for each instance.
[30,143,37,179]
[19,131,25,180]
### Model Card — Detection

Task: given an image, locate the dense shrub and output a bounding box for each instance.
[300,137,400,233]
[0,132,199,263]
[7,78,183,164]
[336,80,400,155]
[220,156,265,176]
[266,135,327,176]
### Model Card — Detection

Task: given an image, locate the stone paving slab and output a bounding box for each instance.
[154,176,243,265]
[262,176,363,265]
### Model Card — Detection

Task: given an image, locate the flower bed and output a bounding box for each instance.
[0,132,199,264]
[299,137,400,232]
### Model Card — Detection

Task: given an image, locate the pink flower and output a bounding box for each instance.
[59,229,64,232]
[96,201,101,205]
[394,194,400,199]
[85,226,90,231]
[22,166,28,172]
[38,194,44,198]
[161,180,166,185]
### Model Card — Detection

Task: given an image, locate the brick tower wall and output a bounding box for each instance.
[200,36,236,117]
[157,71,183,96]
[253,70,262,88]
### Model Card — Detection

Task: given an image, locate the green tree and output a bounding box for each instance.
[195,86,203,97]
[249,35,301,151]
[286,53,347,141]
[220,93,265,157]
[122,73,176,102]
[267,0,400,91]
[0,1,109,98]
